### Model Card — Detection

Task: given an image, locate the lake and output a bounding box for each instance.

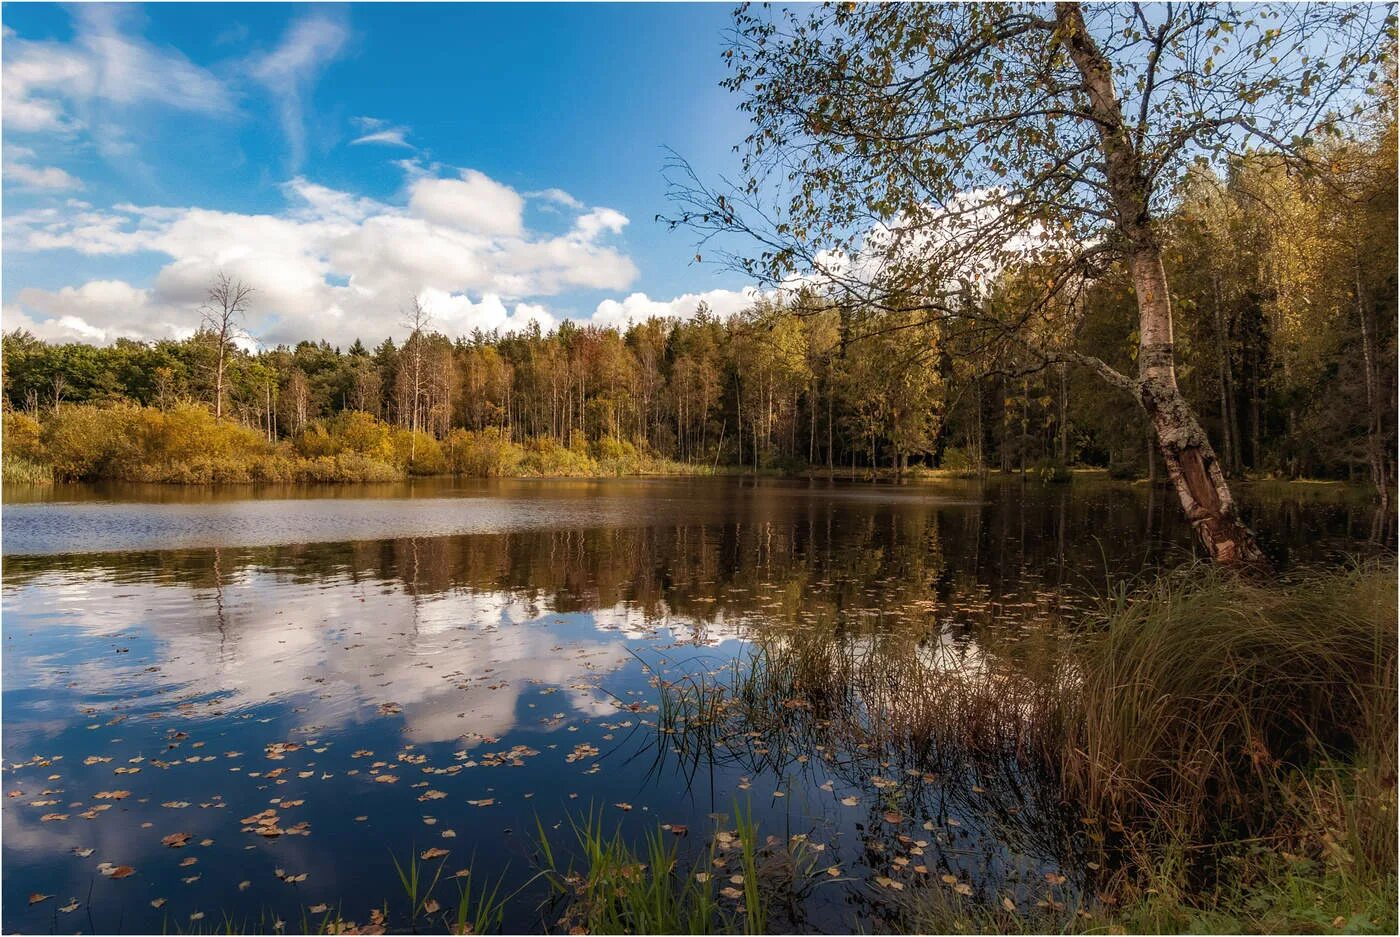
[1,475,1386,933]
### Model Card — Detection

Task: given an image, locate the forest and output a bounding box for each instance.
[2,114,1394,495]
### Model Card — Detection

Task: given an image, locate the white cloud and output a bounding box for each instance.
[527,187,584,210]
[591,287,762,329]
[6,166,656,346]
[573,207,629,241]
[408,170,525,237]
[248,11,350,167]
[1,5,234,138]
[4,162,83,191]
[350,116,412,148]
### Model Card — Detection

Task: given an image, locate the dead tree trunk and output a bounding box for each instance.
[1058,3,1269,570]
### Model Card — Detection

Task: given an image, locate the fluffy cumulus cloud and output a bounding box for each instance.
[592,287,762,329]
[1,11,763,346]
[2,166,762,346]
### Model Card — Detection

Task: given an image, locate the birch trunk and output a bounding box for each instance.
[1058,2,1269,570]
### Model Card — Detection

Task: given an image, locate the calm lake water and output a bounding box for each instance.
[1,475,1386,933]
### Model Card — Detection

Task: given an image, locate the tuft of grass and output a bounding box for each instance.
[537,806,790,935]
[1062,560,1397,850]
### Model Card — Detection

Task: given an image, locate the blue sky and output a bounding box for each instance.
[2,2,758,346]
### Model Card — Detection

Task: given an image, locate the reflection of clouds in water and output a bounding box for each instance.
[590,603,753,647]
[4,570,655,744]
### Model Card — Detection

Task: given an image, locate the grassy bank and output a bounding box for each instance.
[646,561,1397,934]
[1,404,713,485]
[898,561,1397,934]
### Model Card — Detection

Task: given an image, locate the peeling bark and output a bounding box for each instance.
[1057,3,1270,571]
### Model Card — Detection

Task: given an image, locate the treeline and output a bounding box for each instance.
[2,126,1394,489]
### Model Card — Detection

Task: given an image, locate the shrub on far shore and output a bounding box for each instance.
[3,402,708,484]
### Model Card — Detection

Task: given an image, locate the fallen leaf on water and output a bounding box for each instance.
[151,899,167,909]
[719,886,743,899]
[109,866,136,879]
[420,848,449,860]
[60,899,80,913]
[1001,896,1017,913]
[614,802,632,811]
[955,883,974,896]
[423,899,441,914]
[1045,872,1067,886]
[190,912,205,922]
[239,881,251,891]
[72,847,94,858]
[840,796,859,806]
[28,893,51,905]
[162,832,192,848]
[309,904,329,914]
[874,876,904,890]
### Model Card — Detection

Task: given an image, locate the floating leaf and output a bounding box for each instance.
[420,848,449,860]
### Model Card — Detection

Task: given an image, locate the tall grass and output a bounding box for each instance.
[1063,561,1397,852]
[649,560,1398,934]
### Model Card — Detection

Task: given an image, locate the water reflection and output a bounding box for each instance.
[1,477,1387,933]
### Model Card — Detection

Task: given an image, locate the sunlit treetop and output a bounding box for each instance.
[667,1,1395,307]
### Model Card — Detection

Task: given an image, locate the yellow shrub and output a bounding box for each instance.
[3,411,45,462]
[295,411,394,461]
[391,429,447,475]
[42,404,140,480]
[445,427,523,476]
[520,435,599,476]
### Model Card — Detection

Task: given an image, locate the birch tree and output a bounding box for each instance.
[667,1,1392,569]
[200,272,254,420]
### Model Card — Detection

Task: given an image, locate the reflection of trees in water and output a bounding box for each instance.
[6,481,1383,624]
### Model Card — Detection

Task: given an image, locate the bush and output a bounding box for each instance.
[389,429,446,475]
[519,436,599,476]
[42,403,138,480]
[445,427,523,476]
[295,453,403,483]
[130,403,270,473]
[592,435,643,475]
[295,410,394,461]
[3,411,45,462]
[11,403,714,483]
